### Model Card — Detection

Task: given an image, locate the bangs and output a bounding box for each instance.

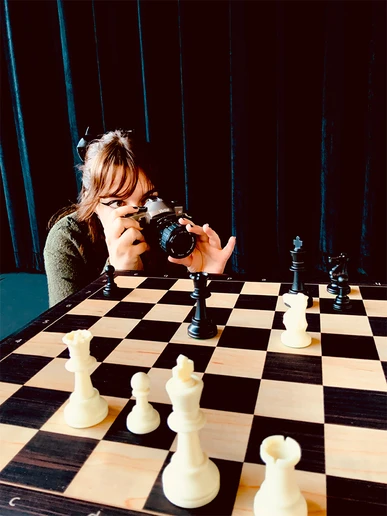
[98,162,138,199]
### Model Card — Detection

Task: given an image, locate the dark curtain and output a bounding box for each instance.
[1,0,386,283]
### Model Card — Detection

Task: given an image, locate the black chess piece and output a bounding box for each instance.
[327,253,351,296]
[187,272,218,339]
[285,236,313,308]
[332,273,352,311]
[103,265,119,297]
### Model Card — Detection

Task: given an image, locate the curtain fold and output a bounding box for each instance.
[1,0,385,282]
[2,0,42,270]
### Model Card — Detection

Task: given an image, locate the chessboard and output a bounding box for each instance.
[0,272,386,516]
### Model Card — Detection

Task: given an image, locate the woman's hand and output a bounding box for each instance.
[168,218,236,274]
[97,205,149,271]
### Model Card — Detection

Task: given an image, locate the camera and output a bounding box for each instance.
[130,197,197,259]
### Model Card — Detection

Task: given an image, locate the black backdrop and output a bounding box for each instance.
[1,0,386,283]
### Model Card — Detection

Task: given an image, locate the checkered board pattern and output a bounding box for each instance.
[0,273,386,516]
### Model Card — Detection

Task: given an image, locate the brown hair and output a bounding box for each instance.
[48,130,158,241]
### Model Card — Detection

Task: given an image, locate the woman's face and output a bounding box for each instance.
[94,168,157,227]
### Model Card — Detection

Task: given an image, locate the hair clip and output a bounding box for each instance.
[76,127,94,162]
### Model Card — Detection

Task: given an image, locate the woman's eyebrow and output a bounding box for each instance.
[140,188,158,202]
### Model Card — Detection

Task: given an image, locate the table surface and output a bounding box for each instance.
[0,271,386,516]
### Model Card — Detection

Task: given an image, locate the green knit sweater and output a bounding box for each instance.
[43,214,109,307]
[43,213,182,307]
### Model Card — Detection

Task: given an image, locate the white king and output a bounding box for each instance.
[162,355,220,508]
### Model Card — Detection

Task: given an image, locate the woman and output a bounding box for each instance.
[44,129,236,306]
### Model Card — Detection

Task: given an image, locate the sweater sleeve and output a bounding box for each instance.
[43,218,89,307]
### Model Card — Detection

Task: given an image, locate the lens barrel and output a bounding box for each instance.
[159,222,196,258]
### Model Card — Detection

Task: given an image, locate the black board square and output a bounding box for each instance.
[324,386,387,430]
[326,475,387,516]
[286,312,321,332]
[0,431,98,492]
[91,363,149,397]
[90,287,133,301]
[306,313,321,332]
[245,416,325,474]
[279,283,292,295]
[200,374,260,414]
[272,312,320,332]
[234,294,278,311]
[272,311,286,329]
[382,362,387,382]
[184,307,232,326]
[138,277,177,290]
[58,336,123,362]
[208,280,244,294]
[319,298,367,316]
[158,290,196,306]
[105,301,154,319]
[44,314,100,333]
[321,334,379,360]
[0,354,52,384]
[126,320,181,342]
[217,326,271,351]
[0,386,69,429]
[144,453,243,516]
[368,317,387,337]
[103,400,175,450]
[262,352,323,385]
[153,343,214,372]
[359,286,387,301]
[279,283,319,298]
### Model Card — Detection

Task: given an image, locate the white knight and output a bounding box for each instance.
[281,293,312,348]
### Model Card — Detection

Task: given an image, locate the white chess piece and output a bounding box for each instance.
[254,435,307,516]
[126,372,160,434]
[281,293,312,348]
[62,330,108,428]
[162,355,220,508]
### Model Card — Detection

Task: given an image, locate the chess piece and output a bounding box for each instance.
[253,435,307,516]
[327,253,351,296]
[332,273,352,311]
[126,372,160,434]
[286,237,313,309]
[187,272,218,339]
[162,355,220,508]
[103,264,119,297]
[281,293,312,348]
[62,330,108,428]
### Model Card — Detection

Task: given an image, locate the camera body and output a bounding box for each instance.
[130,197,196,259]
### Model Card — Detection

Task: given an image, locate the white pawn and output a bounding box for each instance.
[62,330,108,428]
[254,435,307,516]
[126,372,160,434]
[281,293,312,348]
[162,355,220,509]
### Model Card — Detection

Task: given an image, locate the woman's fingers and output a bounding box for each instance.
[119,227,145,246]
[167,255,193,267]
[222,236,237,259]
[202,224,222,249]
[108,216,142,240]
[111,205,140,219]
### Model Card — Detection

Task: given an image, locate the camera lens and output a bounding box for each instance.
[159,222,196,259]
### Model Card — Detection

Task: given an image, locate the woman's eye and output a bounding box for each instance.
[102,200,125,208]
